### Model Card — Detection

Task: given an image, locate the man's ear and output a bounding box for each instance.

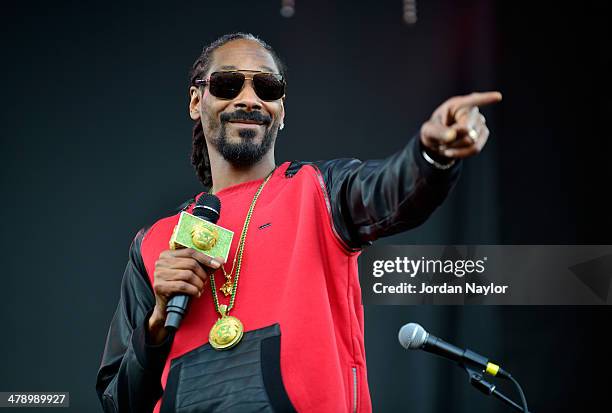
[279,98,285,127]
[189,86,201,121]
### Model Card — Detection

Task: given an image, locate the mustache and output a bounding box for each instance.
[220,110,272,125]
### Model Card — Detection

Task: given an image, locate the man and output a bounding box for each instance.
[96,32,501,413]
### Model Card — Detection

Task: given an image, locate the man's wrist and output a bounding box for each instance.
[147,308,169,345]
[130,308,173,374]
[420,145,456,170]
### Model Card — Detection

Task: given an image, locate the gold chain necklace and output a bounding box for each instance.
[208,167,276,350]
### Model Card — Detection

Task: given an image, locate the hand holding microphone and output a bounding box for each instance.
[147,249,225,344]
[147,193,227,343]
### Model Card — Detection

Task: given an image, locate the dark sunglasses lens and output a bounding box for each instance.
[253,74,285,100]
[209,72,245,99]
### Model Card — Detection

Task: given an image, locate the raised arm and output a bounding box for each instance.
[313,135,460,250]
[314,91,502,250]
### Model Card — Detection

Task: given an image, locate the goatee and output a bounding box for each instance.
[212,111,277,167]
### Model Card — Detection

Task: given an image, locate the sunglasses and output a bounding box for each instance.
[195,70,285,101]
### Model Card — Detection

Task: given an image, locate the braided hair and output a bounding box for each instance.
[189,33,287,188]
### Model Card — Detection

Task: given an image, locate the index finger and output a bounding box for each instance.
[452,91,502,113]
[172,248,222,269]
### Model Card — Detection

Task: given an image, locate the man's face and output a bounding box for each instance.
[189,39,285,167]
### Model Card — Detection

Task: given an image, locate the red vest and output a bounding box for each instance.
[141,162,371,413]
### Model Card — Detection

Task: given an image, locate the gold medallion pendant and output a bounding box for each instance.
[209,305,244,350]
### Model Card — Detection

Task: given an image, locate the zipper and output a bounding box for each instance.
[352,367,358,413]
[311,166,361,254]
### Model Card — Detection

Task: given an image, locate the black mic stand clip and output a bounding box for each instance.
[462,364,531,413]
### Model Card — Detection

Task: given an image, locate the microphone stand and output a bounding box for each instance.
[463,366,531,413]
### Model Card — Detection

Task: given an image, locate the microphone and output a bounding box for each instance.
[398,322,510,380]
[165,194,221,330]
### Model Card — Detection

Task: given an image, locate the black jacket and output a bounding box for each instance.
[95,136,461,412]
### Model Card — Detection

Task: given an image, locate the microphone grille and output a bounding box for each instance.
[193,193,221,223]
[398,323,428,350]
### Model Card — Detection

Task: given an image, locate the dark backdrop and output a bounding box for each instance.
[1,0,610,412]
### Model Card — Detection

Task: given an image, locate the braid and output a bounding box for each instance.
[189,32,287,188]
[191,121,212,188]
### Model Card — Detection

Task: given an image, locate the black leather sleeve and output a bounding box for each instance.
[312,135,461,250]
[96,227,174,413]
